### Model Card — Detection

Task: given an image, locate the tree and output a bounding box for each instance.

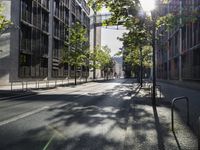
[62,22,89,85]
[89,45,113,80]
[88,0,199,104]
[88,0,199,70]
[88,0,152,80]
[0,2,11,34]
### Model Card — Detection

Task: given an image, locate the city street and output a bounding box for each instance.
[0,0,200,149]
[0,79,132,150]
[0,79,198,150]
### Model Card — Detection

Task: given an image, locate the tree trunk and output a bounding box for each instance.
[106,72,108,80]
[85,72,88,83]
[75,65,77,85]
[140,47,143,87]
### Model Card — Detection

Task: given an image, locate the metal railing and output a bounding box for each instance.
[171,96,190,132]
[10,79,70,91]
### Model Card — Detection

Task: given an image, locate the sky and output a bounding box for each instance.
[140,0,156,12]
[101,27,127,56]
[100,0,155,56]
[100,8,127,56]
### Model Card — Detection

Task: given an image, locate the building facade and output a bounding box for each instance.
[0,0,90,85]
[89,9,102,79]
[113,56,123,78]
[156,0,200,81]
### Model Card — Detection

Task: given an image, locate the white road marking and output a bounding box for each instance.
[0,106,50,126]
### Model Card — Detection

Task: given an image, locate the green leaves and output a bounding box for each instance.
[62,22,89,67]
[0,3,11,33]
[89,45,113,70]
[88,0,198,74]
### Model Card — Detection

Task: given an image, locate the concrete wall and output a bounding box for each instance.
[0,0,20,85]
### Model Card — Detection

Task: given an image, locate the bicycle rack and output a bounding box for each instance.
[171,96,189,132]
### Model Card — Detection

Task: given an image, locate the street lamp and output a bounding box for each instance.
[140,0,157,105]
[92,3,97,80]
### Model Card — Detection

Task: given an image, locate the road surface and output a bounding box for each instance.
[0,79,133,150]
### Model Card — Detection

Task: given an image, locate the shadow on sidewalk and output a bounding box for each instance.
[152,105,166,150]
[129,84,191,150]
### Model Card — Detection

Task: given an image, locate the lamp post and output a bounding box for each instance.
[92,4,97,80]
[140,0,156,105]
[152,12,156,105]
[139,46,143,87]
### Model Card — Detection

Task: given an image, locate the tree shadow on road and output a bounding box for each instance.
[0,80,191,150]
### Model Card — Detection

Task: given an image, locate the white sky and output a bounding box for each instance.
[101,27,127,56]
[140,0,155,12]
[100,0,155,56]
[100,7,127,56]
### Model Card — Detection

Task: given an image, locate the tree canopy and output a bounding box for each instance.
[88,0,199,75]
[62,22,89,84]
[90,45,113,72]
[62,22,89,67]
[0,3,11,33]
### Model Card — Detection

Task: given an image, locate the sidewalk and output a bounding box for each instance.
[158,81,200,136]
[124,83,198,150]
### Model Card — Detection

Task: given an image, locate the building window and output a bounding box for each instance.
[71,0,76,14]
[53,39,59,58]
[54,19,59,37]
[76,6,81,21]
[54,0,59,17]
[41,34,49,55]
[65,9,69,25]
[64,0,69,8]
[19,53,31,67]
[41,0,49,9]
[42,10,49,32]
[19,53,31,77]
[21,0,32,23]
[20,25,31,52]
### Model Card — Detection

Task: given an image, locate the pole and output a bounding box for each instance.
[179,0,182,81]
[152,12,156,106]
[93,5,97,80]
[140,47,143,87]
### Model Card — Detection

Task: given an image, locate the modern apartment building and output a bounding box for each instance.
[156,0,200,81]
[0,0,90,85]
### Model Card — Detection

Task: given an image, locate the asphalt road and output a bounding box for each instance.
[0,79,134,150]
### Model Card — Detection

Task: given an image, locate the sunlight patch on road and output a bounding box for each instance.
[102,107,119,113]
[91,113,116,118]
[123,96,131,100]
